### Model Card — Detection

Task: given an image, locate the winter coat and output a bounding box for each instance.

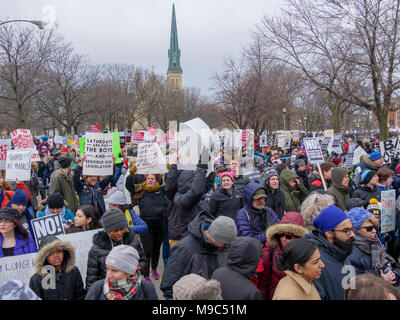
[37,205,75,224]
[49,171,79,213]
[29,239,85,300]
[211,236,263,300]
[135,185,167,228]
[73,166,112,215]
[258,212,308,300]
[0,181,31,209]
[305,229,351,300]
[208,186,243,220]
[85,230,146,290]
[166,166,215,241]
[235,182,280,244]
[352,185,381,203]
[326,168,350,212]
[125,168,146,206]
[296,169,310,190]
[279,170,308,212]
[85,278,158,300]
[272,270,321,300]
[260,174,287,219]
[0,233,37,258]
[233,174,251,198]
[25,169,40,210]
[308,171,331,192]
[160,211,229,300]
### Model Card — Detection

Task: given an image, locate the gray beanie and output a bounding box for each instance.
[102,208,126,233]
[173,273,222,300]
[261,167,279,185]
[208,216,237,244]
[108,188,126,206]
[106,245,139,275]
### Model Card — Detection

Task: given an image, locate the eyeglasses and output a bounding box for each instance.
[360,226,376,232]
[333,227,354,234]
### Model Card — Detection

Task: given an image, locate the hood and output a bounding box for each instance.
[279,169,298,188]
[266,212,308,248]
[34,240,75,277]
[243,182,267,209]
[331,167,348,190]
[361,157,377,171]
[187,211,217,252]
[227,236,262,279]
[178,170,195,193]
[92,230,135,250]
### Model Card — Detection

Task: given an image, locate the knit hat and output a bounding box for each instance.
[0,208,19,220]
[367,198,382,218]
[47,193,64,209]
[346,198,369,211]
[61,146,68,153]
[10,190,28,206]
[102,208,126,233]
[173,274,222,300]
[41,136,48,142]
[332,157,342,166]
[58,156,72,169]
[208,216,237,244]
[346,207,374,232]
[369,151,382,161]
[217,171,235,182]
[396,163,400,175]
[361,169,377,185]
[252,188,267,200]
[262,167,279,184]
[108,188,126,206]
[294,159,306,167]
[312,205,349,232]
[106,245,139,275]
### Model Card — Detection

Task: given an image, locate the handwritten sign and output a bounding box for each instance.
[83,132,113,176]
[303,138,324,165]
[31,214,65,248]
[278,134,291,150]
[90,125,101,133]
[0,139,11,170]
[136,142,167,174]
[381,190,396,233]
[379,138,400,164]
[5,150,31,181]
[10,129,35,150]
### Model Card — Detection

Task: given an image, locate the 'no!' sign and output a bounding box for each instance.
[31,214,65,248]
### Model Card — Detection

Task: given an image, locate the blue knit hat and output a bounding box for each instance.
[369,151,382,161]
[360,169,377,185]
[10,190,28,206]
[313,205,349,232]
[41,136,48,142]
[346,207,373,232]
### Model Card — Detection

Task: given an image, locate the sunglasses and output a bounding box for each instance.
[282,234,295,240]
[360,226,376,232]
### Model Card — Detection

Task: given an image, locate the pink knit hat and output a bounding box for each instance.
[396,163,400,175]
[217,171,235,181]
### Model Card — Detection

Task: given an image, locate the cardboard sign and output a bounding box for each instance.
[278,134,291,150]
[5,150,31,181]
[381,190,396,233]
[353,146,368,165]
[83,132,114,176]
[259,135,268,147]
[324,129,334,138]
[136,142,167,174]
[303,138,325,164]
[31,214,65,248]
[0,139,11,170]
[292,130,300,142]
[379,138,400,164]
[10,129,35,150]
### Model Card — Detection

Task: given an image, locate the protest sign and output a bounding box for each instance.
[331,133,342,154]
[259,135,267,147]
[83,132,114,176]
[303,138,325,165]
[381,190,396,233]
[90,125,101,133]
[31,214,65,248]
[54,136,64,145]
[0,139,11,170]
[292,130,300,142]
[353,146,368,165]
[133,131,144,143]
[344,143,356,168]
[278,134,291,150]
[379,138,400,164]
[324,129,334,138]
[5,150,31,181]
[30,149,41,162]
[136,142,168,174]
[10,129,35,150]
[321,136,331,151]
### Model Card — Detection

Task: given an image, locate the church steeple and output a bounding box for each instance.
[167,4,183,90]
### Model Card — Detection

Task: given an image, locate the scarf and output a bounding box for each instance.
[44,206,67,223]
[244,206,267,234]
[354,233,396,271]
[103,271,142,300]
[134,182,160,199]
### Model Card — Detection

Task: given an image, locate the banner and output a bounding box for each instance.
[381,190,396,233]
[379,138,400,164]
[136,142,167,174]
[303,138,324,165]
[31,214,65,248]
[0,139,11,170]
[278,134,291,150]
[83,132,114,176]
[5,150,31,181]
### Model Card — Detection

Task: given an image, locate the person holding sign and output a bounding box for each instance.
[0,208,37,258]
[29,235,85,300]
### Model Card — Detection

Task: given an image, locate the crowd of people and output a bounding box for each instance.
[0,133,400,300]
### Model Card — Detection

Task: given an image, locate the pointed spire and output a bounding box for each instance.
[168,3,183,73]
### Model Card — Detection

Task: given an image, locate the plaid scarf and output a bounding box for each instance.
[103,270,142,300]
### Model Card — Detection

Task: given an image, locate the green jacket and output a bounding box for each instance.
[279,169,308,212]
[326,167,350,211]
[49,171,79,213]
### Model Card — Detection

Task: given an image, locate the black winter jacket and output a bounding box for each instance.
[85,230,146,290]
[351,185,381,203]
[211,236,263,300]
[208,187,243,220]
[160,211,228,299]
[137,185,167,227]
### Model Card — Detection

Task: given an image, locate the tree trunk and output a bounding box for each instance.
[376,109,389,141]
[332,105,342,133]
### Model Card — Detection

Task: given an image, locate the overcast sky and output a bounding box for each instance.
[2,0,284,95]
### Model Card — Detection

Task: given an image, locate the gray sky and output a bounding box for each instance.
[2,0,284,95]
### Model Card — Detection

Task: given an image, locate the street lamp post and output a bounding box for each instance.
[283,107,287,131]
[0,19,47,29]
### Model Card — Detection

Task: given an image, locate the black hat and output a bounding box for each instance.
[0,208,19,220]
[58,156,72,169]
[51,150,61,157]
[39,235,60,250]
[47,193,64,209]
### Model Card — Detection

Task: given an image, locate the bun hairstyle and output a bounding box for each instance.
[275,238,317,272]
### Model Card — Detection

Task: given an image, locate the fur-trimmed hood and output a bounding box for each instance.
[34,240,76,277]
[266,212,308,248]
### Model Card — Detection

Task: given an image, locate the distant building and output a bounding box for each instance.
[167,4,183,91]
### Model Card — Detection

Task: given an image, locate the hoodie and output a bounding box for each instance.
[327,167,350,211]
[279,169,308,212]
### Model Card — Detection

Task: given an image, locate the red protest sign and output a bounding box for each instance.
[90,125,101,133]
[10,129,35,150]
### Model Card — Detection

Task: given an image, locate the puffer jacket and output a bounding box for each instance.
[260,174,287,219]
[211,236,263,300]
[352,185,381,203]
[258,212,308,300]
[29,239,85,300]
[136,185,167,228]
[160,211,228,300]
[85,230,146,290]
[208,186,243,220]
[327,167,350,211]
[235,182,280,244]
[279,169,308,212]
